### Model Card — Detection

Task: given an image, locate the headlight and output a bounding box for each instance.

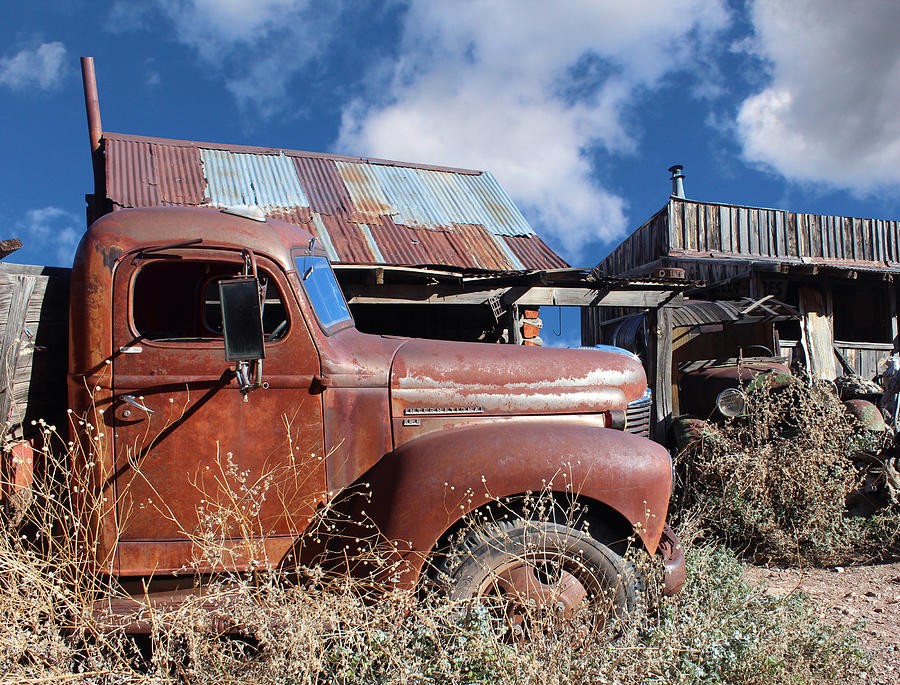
[715,388,746,417]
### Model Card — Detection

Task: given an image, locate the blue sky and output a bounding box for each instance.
[2,0,900,346]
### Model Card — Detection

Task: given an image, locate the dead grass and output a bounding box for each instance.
[0,411,868,684]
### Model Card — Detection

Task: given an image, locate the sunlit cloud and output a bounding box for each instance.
[737,0,900,192]
[0,42,67,92]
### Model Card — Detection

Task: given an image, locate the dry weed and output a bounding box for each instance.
[0,407,866,684]
[674,374,900,565]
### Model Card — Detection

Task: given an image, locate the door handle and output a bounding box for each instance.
[122,395,154,414]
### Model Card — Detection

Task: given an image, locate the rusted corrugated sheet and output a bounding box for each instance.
[335,161,394,221]
[105,137,160,208]
[100,132,567,271]
[154,144,206,206]
[293,157,353,217]
[503,235,568,270]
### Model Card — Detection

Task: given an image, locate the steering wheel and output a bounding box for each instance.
[740,345,774,358]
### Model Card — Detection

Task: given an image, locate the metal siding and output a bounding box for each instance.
[368,216,432,266]
[417,168,486,228]
[201,149,309,210]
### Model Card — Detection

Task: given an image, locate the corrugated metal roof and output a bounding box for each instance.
[201,149,309,210]
[99,132,566,271]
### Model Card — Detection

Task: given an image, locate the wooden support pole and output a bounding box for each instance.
[647,306,673,444]
[505,304,523,345]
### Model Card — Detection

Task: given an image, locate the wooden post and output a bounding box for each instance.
[505,304,523,344]
[647,305,673,444]
[889,280,898,352]
[0,275,36,439]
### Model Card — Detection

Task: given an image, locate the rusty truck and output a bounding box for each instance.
[0,204,684,627]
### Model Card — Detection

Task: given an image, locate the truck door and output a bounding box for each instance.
[110,249,325,574]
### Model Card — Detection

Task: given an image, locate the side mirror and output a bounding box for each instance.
[219,277,265,362]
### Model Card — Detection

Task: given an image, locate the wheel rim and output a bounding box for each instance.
[475,552,614,636]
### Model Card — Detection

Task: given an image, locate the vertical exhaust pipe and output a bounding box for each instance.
[80,57,102,152]
[668,164,685,198]
[80,57,106,223]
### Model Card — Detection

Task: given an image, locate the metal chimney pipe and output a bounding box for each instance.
[80,57,102,152]
[668,164,685,198]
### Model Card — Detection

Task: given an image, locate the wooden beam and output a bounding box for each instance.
[647,306,673,444]
[345,284,681,308]
[0,239,22,260]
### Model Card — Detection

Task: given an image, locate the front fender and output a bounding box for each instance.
[356,420,672,587]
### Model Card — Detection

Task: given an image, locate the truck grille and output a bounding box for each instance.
[625,393,652,438]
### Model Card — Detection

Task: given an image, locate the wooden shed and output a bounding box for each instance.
[586,196,900,381]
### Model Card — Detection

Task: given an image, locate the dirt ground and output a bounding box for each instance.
[744,561,900,684]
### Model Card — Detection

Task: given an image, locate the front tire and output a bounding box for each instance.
[434,520,644,634]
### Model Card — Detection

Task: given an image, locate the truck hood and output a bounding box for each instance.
[390,339,647,417]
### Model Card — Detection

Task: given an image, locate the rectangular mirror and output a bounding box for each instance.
[219,277,265,361]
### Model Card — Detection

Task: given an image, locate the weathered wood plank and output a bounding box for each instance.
[0,264,70,440]
[0,239,22,260]
[0,276,36,435]
[648,306,673,443]
[685,201,697,251]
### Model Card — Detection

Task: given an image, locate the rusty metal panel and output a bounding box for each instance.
[366,216,431,266]
[200,149,308,210]
[105,137,161,208]
[448,224,513,270]
[154,143,206,206]
[335,160,393,220]
[292,156,352,217]
[370,164,452,229]
[502,235,568,270]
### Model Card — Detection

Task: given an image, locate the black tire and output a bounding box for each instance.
[434,520,644,634]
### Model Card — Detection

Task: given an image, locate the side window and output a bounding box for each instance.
[133,261,289,342]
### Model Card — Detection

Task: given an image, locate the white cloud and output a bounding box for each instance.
[336,1,730,260]
[0,42,67,92]
[116,0,338,115]
[737,0,900,191]
[17,207,81,266]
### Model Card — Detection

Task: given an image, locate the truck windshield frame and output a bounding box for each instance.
[293,253,353,333]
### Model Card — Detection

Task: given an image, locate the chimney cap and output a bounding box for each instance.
[668,164,684,176]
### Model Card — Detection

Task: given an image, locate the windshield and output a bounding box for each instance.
[294,254,352,330]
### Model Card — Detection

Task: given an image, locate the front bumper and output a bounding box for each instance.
[659,523,686,596]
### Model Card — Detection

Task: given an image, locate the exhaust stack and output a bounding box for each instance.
[668,164,685,198]
[80,57,107,223]
[80,57,102,152]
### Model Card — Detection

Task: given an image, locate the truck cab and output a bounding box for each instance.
[67,206,684,610]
